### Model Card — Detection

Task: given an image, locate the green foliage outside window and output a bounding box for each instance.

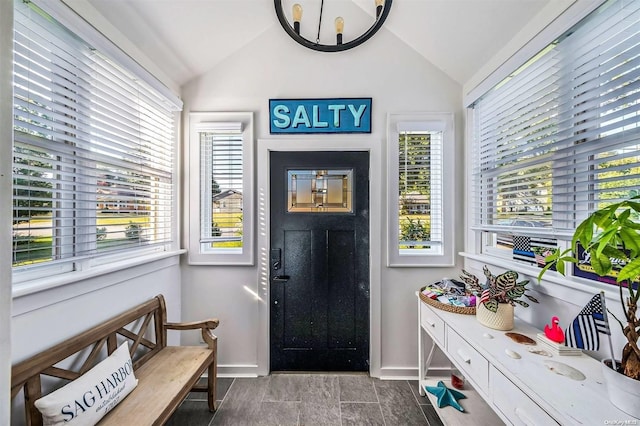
[400,217,430,248]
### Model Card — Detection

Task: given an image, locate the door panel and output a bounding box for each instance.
[282,229,312,349]
[327,230,356,349]
[270,151,369,371]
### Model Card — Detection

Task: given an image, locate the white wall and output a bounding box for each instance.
[10,257,182,425]
[11,258,183,362]
[180,24,464,378]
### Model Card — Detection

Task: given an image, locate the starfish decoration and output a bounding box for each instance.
[425,381,466,411]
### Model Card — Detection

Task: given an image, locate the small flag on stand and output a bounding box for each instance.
[564,293,610,350]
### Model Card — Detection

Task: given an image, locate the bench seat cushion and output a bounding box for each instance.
[99,346,213,426]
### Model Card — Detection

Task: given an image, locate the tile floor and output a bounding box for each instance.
[166,374,445,426]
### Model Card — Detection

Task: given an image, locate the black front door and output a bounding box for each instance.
[270,151,370,371]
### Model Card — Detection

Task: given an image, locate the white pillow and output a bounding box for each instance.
[35,342,138,426]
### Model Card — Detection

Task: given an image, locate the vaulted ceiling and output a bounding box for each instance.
[84,0,552,88]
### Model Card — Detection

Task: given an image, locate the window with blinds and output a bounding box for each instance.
[188,112,253,265]
[398,131,442,251]
[472,0,640,242]
[199,126,244,251]
[387,114,454,266]
[12,0,180,276]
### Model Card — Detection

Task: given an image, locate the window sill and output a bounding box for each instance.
[12,249,186,301]
[459,251,623,302]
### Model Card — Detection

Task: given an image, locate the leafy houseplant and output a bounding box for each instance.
[461,266,539,331]
[461,266,539,313]
[538,196,640,381]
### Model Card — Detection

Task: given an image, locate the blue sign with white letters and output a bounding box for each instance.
[269,98,372,134]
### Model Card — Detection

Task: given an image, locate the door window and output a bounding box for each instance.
[287,169,353,213]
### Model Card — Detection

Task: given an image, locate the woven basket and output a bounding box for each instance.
[419,286,476,315]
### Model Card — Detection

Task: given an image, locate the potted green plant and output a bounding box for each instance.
[461,266,539,330]
[537,195,640,416]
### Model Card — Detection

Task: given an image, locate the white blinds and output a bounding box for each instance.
[398,130,443,250]
[199,129,244,247]
[12,1,178,268]
[472,0,640,236]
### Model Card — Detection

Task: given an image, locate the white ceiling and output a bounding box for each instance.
[85,0,551,87]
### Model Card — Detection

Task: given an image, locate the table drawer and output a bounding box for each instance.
[447,329,489,393]
[491,366,559,426]
[419,302,445,347]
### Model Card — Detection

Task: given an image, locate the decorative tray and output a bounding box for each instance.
[419,286,476,315]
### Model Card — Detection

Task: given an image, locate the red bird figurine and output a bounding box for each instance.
[544,316,565,343]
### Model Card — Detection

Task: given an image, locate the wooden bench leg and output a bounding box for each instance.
[208,344,217,412]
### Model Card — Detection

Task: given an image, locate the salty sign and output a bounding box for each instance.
[269,98,372,134]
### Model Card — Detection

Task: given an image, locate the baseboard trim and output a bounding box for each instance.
[217,364,260,377]
[379,367,418,380]
[213,365,453,379]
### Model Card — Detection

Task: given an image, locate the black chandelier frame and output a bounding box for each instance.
[274,0,393,52]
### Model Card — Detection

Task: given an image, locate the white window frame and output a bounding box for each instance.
[387,112,455,267]
[187,112,254,265]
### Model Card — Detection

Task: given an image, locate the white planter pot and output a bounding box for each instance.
[601,359,640,419]
[476,302,514,331]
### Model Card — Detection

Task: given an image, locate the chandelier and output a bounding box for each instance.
[274,0,393,52]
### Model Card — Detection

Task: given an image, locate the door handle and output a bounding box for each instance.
[456,349,471,364]
[273,275,290,282]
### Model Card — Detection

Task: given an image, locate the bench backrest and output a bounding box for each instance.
[11,294,169,426]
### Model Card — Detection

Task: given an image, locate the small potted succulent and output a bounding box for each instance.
[461,266,539,330]
[537,196,640,417]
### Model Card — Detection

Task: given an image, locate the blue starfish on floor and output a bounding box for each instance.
[425,381,466,411]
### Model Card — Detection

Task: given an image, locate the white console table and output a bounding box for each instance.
[417,292,632,425]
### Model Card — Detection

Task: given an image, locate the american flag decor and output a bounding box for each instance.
[479,289,491,305]
[564,293,611,350]
[512,235,557,268]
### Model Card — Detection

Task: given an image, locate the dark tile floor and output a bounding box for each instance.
[166,374,445,426]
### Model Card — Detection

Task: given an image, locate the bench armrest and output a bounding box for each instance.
[165,319,219,331]
[165,319,219,350]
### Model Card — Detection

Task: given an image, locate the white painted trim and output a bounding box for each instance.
[386,112,455,267]
[0,0,13,422]
[256,138,383,377]
[217,364,260,378]
[12,253,183,317]
[186,112,254,265]
[379,367,418,380]
[464,0,604,107]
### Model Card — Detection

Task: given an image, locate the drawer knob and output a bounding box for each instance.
[427,320,436,327]
[456,349,471,364]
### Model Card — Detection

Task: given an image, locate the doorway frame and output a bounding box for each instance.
[256,138,382,377]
